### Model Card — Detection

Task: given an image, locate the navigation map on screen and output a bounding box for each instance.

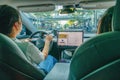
[57,31,83,47]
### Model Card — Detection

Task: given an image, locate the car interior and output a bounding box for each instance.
[0,0,120,80]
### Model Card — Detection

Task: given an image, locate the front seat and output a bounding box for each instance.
[68,0,120,80]
[0,33,45,80]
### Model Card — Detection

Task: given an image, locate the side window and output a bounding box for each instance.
[19,24,32,36]
[20,25,26,35]
[17,25,27,38]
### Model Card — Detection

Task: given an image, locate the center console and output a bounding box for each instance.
[57,30,83,62]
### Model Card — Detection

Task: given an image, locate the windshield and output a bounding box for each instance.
[23,8,106,34]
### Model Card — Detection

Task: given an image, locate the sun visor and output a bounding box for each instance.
[18,4,55,12]
[79,1,116,9]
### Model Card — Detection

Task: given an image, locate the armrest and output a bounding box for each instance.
[44,63,70,80]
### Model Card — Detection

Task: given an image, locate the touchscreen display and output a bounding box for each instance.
[57,31,83,47]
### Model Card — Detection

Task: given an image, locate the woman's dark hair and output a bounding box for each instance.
[97,6,114,34]
[0,5,20,35]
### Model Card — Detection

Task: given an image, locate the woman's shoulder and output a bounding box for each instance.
[12,38,30,47]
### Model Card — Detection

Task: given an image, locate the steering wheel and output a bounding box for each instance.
[29,30,53,52]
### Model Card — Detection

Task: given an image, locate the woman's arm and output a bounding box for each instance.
[42,35,53,58]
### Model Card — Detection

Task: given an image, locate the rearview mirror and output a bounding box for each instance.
[59,5,76,14]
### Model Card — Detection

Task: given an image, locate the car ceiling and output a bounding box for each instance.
[0,0,79,12]
[0,0,115,8]
[0,0,80,6]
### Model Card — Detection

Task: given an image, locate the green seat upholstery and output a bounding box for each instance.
[81,58,120,80]
[69,32,120,80]
[0,33,45,80]
[69,0,120,79]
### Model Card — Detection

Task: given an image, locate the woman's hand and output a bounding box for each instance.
[45,34,53,42]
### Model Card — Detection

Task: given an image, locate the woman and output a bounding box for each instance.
[0,5,57,74]
[97,6,114,34]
